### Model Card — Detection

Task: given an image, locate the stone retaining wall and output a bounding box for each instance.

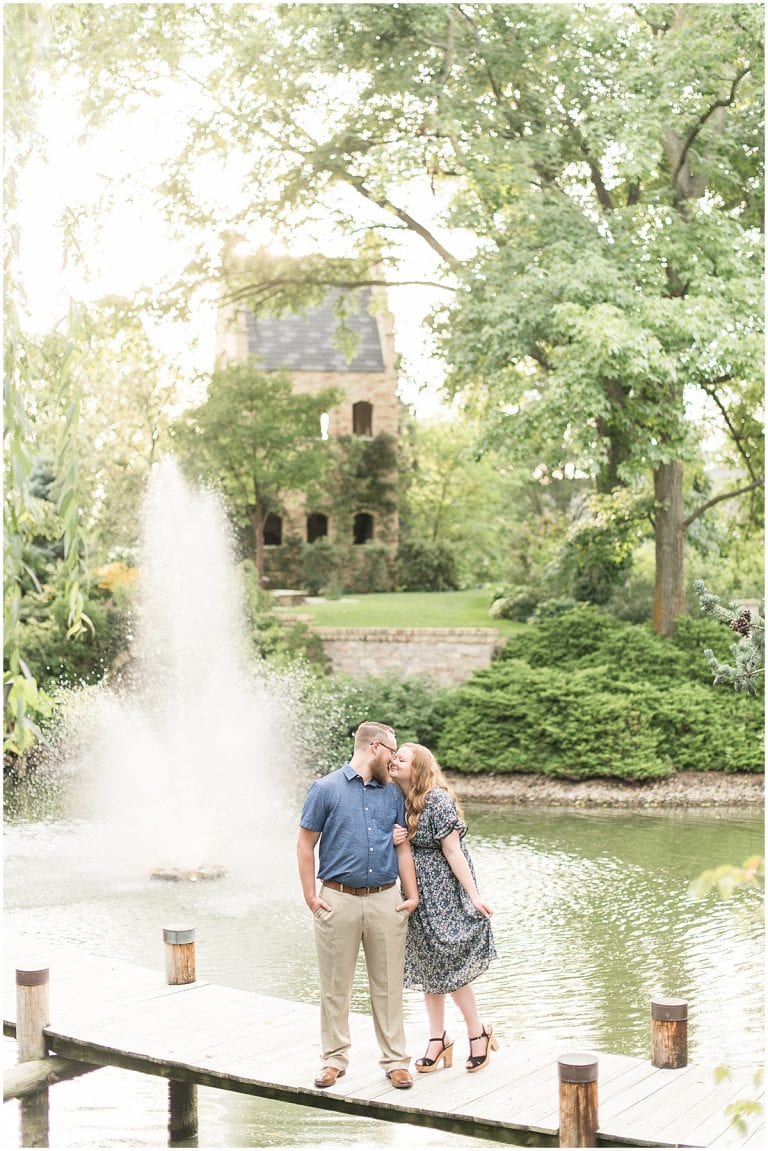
[313,627,504,684]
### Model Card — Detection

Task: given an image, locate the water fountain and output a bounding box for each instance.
[56,456,304,883]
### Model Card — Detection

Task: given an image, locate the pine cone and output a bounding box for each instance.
[729,610,752,637]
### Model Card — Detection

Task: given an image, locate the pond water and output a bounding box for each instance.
[3,788,764,1149]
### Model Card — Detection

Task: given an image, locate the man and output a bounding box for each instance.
[297,720,419,1090]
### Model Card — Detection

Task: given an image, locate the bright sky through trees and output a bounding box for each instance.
[15,57,456,417]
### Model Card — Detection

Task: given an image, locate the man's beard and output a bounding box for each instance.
[370,757,391,785]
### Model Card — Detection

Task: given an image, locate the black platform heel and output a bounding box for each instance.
[466,1024,499,1072]
[415,1031,454,1073]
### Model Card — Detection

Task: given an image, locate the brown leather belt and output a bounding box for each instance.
[322,880,396,896]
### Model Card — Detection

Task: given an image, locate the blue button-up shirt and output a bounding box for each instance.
[299,763,406,887]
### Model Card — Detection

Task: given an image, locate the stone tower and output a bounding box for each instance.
[215,281,401,590]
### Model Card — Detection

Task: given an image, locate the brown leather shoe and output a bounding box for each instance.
[386,1068,413,1089]
[313,1066,345,1089]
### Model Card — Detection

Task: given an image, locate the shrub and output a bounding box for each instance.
[300,671,454,776]
[488,587,539,621]
[439,607,764,779]
[499,604,623,669]
[301,539,338,595]
[350,541,396,593]
[642,682,764,773]
[529,598,580,623]
[398,540,460,592]
[19,587,130,692]
[436,661,668,779]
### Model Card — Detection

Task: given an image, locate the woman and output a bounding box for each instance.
[390,743,498,1074]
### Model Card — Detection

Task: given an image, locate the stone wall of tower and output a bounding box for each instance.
[214,285,401,588]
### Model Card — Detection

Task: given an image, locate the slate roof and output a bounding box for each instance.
[246,289,385,373]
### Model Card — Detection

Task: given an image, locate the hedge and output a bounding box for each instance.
[435,608,764,779]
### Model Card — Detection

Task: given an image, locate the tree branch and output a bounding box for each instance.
[346,176,463,269]
[684,479,765,528]
[699,381,760,483]
[221,275,457,309]
[673,66,751,196]
[570,126,614,211]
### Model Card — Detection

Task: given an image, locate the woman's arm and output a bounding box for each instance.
[395,839,419,912]
[441,830,494,917]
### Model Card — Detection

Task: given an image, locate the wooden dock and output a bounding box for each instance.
[3,942,764,1148]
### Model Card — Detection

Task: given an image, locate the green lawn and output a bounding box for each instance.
[276,589,525,633]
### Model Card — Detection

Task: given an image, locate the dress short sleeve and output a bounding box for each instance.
[426,788,466,843]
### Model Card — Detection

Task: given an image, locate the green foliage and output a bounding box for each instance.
[558,491,651,604]
[239,559,330,671]
[172,364,341,582]
[690,855,764,904]
[637,682,763,774]
[437,608,764,778]
[488,588,541,623]
[300,539,337,596]
[305,671,454,778]
[529,599,581,624]
[15,585,129,695]
[397,539,459,592]
[694,580,765,694]
[333,434,398,519]
[437,660,668,779]
[398,418,527,588]
[349,541,396,595]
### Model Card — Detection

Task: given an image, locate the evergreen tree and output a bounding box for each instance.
[693,579,764,695]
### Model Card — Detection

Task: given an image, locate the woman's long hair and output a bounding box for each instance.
[400,743,464,840]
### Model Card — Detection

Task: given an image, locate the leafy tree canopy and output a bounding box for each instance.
[171,364,341,581]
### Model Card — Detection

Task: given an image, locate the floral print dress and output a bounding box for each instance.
[403,787,497,994]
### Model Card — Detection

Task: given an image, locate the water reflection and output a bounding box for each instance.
[461,807,763,1067]
[3,800,764,1148]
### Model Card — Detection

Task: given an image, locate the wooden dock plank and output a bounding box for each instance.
[4,944,763,1148]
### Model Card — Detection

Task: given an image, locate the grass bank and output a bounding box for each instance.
[276,589,524,634]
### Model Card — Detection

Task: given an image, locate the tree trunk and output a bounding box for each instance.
[653,460,686,635]
[595,379,632,494]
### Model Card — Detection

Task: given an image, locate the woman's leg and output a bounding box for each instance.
[450,983,482,1042]
[421,992,449,1061]
[450,983,493,1067]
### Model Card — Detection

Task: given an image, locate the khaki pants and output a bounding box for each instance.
[313,883,410,1072]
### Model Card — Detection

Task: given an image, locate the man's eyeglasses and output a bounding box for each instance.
[372,740,397,754]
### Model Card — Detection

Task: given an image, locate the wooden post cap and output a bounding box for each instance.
[651,997,688,1021]
[558,1053,598,1083]
[15,967,49,986]
[163,926,195,945]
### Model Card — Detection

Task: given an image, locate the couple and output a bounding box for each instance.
[297,720,498,1092]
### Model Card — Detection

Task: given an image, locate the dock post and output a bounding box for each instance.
[16,966,50,1061]
[163,925,196,985]
[162,929,199,1144]
[558,1053,598,1147]
[651,996,688,1068]
[168,1080,198,1145]
[16,966,51,1147]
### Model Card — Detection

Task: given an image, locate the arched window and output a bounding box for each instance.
[320,412,330,440]
[307,513,328,543]
[263,513,283,546]
[353,513,374,544]
[352,401,373,437]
